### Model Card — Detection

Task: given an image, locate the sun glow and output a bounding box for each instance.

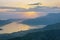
[23,12,39,19]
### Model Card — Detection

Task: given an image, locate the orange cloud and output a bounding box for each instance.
[1,12,47,19]
[22,12,39,19]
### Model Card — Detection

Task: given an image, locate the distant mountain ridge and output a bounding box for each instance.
[21,13,60,26]
[0,23,60,40]
[0,19,21,27]
[8,30,60,40]
[43,23,60,30]
[8,23,60,40]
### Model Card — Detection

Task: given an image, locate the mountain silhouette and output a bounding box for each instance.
[8,30,60,40]
[21,13,60,26]
[0,20,12,27]
[8,23,60,40]
[0,19,21,27]
[43,23,60,30]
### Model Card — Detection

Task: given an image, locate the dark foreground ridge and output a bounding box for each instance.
[8,23,60,40]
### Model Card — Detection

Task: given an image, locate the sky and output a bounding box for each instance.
[0,0,60,9]
[0,0,60,34]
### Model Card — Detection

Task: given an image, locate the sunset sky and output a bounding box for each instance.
[0,0,60,34]
[0,0,60,9]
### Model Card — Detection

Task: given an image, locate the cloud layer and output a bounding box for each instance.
[0,22,30,34]
[0,12,47,20]
[0,0,60,8]
[0,22,46,34]
[0,6,60,20]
